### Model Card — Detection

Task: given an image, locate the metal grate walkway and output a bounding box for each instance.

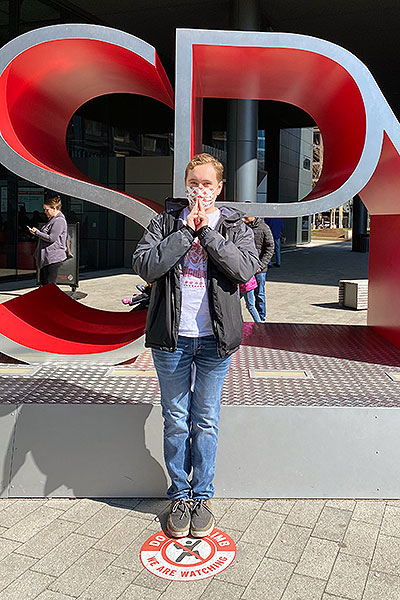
[1,323,400,408]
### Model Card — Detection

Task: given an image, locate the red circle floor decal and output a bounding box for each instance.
[140,528,237,581]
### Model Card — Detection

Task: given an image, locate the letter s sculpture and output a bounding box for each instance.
[0,25,399,362]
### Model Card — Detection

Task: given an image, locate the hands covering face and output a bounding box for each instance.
[186,197,209,231]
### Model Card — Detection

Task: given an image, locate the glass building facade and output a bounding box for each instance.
[0,109,174,281]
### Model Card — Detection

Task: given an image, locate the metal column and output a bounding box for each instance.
[352,195,369,252]
[264,125,280,202]
[226,0,260,202]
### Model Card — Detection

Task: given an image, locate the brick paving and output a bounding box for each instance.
[0,240,398,599]
[0,497,398,599]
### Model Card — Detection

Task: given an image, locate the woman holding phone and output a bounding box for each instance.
[28,194,68,286]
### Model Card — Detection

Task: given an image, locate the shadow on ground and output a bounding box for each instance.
[268,241,369,286]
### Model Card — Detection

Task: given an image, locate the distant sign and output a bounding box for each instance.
[140,529,236,581]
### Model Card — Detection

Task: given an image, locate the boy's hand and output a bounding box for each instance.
[196,199,209,229]
[186,198,199,230]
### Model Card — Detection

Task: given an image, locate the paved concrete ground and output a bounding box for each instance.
[0,496,399,600]
[1,240,397,600]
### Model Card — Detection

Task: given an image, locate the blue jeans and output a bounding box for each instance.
[152,336,232,500]
[274,237,281,266]
[269,237,281,266]
[255,272,267,321]
[243,289,262,322]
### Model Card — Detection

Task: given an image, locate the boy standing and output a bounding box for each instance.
[132,154,259,537]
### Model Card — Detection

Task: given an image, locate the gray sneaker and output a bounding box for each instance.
[167,499,191,538]
[190,499,215,538]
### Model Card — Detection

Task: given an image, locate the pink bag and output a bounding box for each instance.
[239,275,258,294]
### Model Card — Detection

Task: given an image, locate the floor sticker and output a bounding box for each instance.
[140,528,237,581]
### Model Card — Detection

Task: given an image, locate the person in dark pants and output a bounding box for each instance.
[132,153,259,538]
[28,194,68,286]
[243,216,274,321]
[265,217,284,267]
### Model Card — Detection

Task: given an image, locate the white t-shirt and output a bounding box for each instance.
[178,208,221,337]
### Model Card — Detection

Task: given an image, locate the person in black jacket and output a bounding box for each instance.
[132,153,259,539]
[243,216,275,321]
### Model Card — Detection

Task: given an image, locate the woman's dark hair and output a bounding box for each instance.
[44,195,62,211]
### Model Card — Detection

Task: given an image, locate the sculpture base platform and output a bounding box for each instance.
[1,323,400,499]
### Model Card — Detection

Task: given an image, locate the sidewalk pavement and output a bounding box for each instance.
[1,240,397,600]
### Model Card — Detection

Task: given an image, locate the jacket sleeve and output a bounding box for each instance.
[132,213,195,283]
[199,222,260,283]
[34,218,65,244]
[259,224,275,270]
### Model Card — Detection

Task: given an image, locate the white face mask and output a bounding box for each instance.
[185,186,216,210]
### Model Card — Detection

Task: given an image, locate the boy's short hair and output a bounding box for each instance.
[185,153,224,183]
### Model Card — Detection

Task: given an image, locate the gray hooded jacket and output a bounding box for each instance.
[132,199,260,357]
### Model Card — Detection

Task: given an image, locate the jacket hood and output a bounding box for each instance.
[217,205,245,224]
[246,217,261,228]
[165,197,188,213]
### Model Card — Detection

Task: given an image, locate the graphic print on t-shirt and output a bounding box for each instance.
[178,208,220,337]
[181,239,207,288]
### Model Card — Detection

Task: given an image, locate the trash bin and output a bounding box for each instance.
[56,222,79,291]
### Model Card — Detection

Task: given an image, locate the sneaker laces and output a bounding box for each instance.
[191,499,212,516]
[171,499,189,520]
